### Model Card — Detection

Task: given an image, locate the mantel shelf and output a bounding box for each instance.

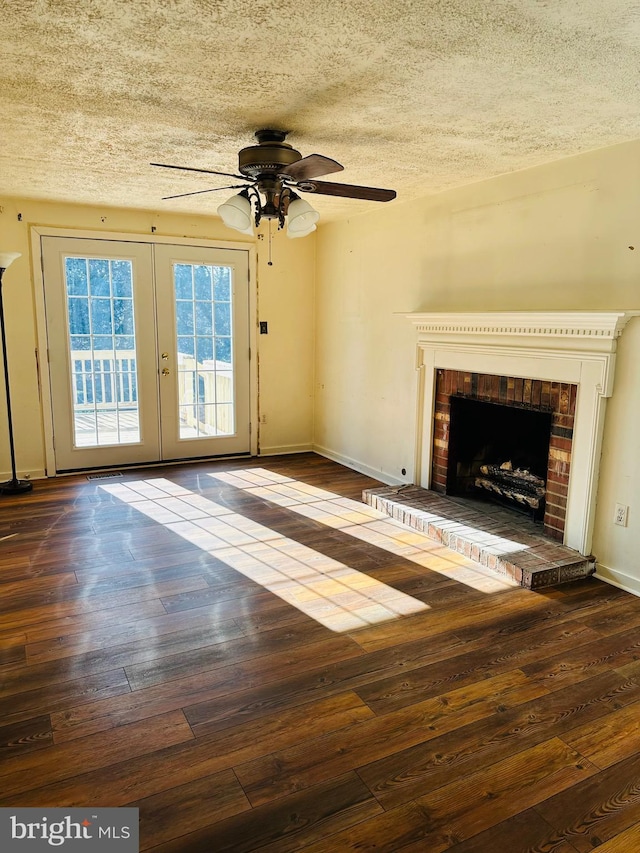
[405,311,640,345]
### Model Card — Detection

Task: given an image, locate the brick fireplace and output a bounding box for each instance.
[405,311,638,556]
[432,370,577,541]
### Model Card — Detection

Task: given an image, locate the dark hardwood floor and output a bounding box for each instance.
[1,453,640,852]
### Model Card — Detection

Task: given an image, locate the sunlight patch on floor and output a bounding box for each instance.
[209,469,520,593]
[100,479,429,632]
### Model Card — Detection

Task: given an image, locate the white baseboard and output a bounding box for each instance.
[594,563,640,598]
[258,443,314,457]
[0,469,46,483]
[312,444,406,487]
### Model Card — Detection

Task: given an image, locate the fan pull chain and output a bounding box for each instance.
[267,220,273,266]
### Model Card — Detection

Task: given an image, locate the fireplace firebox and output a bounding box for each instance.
[446,396,553,519]
[432,369,576,540]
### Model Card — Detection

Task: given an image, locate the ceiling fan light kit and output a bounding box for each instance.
[217,190,253,231]
[286,196,320,237]
[153,130,396,238]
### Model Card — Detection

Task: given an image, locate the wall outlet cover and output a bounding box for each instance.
[614,503,629,527]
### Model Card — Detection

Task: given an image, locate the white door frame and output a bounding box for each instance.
[31,226,258,475]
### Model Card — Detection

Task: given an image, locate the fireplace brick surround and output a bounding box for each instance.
[432,370,577,541]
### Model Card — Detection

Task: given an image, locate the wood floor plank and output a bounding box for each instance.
[444,810,579,853]
[21,600,167,644]
[25,589,306,665]
[0,571,79,614]
[49,633,365,743]
[0,637,26,665]
[452,595,585,643]
[124,623,364,692]
[0,552,31,572]
[160,584,291,615]
[589,822,640,852]
[533,754,640,852]
[182,631,476,737]
[369,566,479,602]
[346,589,568,653]
[128,533,215,562]
[0,668,131,727]
[295,801,444,853]
[357,670,640,810]
[303,741,595,853]
[521,627,640,692]
[72,548,230,581]
[10,534,132,564]
[26,609,247,665]
[145,772,382,853]
[25,606,237,664]
[355,620,598,715]
[6,693,374,809]
[232,600,320,636]
[0,710,193,800]
[0,558,78,584]
[23,548,137,573]
[0,609,244,701]
[576,596,640,637]
[402,738,596,851]
[235,668,548,807]
[0,575,209,634]
[542,582,630,623]
[561,701,640,769]
[0,714,53,756]
[135,769,250,850]
[1,454,639,853]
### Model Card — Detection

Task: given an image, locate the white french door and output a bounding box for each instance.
[42,236,251,471]
[154,243,250,461]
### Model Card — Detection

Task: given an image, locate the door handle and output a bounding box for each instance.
[162,367,170,376]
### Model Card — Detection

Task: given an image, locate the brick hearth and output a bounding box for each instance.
[363,484,595,590]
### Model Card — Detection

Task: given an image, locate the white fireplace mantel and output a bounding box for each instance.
[406,311,640,556]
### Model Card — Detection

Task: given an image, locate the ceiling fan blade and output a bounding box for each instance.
[162,184,247,201]
[296,179,396,202]
[279,154,344,181]
[151,162,249,182]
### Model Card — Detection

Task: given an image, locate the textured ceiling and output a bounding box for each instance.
[3,0,640,222]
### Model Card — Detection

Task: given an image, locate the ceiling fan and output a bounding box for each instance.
[151,129,397,237]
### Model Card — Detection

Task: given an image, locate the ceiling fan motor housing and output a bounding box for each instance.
[238,129,301,178]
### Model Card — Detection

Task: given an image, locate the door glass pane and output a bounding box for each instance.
[64,256,141,447]
[174,263,235,438]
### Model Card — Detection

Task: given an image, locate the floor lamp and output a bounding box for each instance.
[0,252,33,494]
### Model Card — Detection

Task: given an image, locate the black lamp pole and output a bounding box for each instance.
[0,254,33,495]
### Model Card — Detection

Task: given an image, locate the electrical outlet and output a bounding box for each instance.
[259,414,267,424]
[614,503,628,527]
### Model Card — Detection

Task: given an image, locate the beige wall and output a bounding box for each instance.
[314,139,640,593]
[256,231,315,455]
[3,139,639,593]
[0,196,315,478]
